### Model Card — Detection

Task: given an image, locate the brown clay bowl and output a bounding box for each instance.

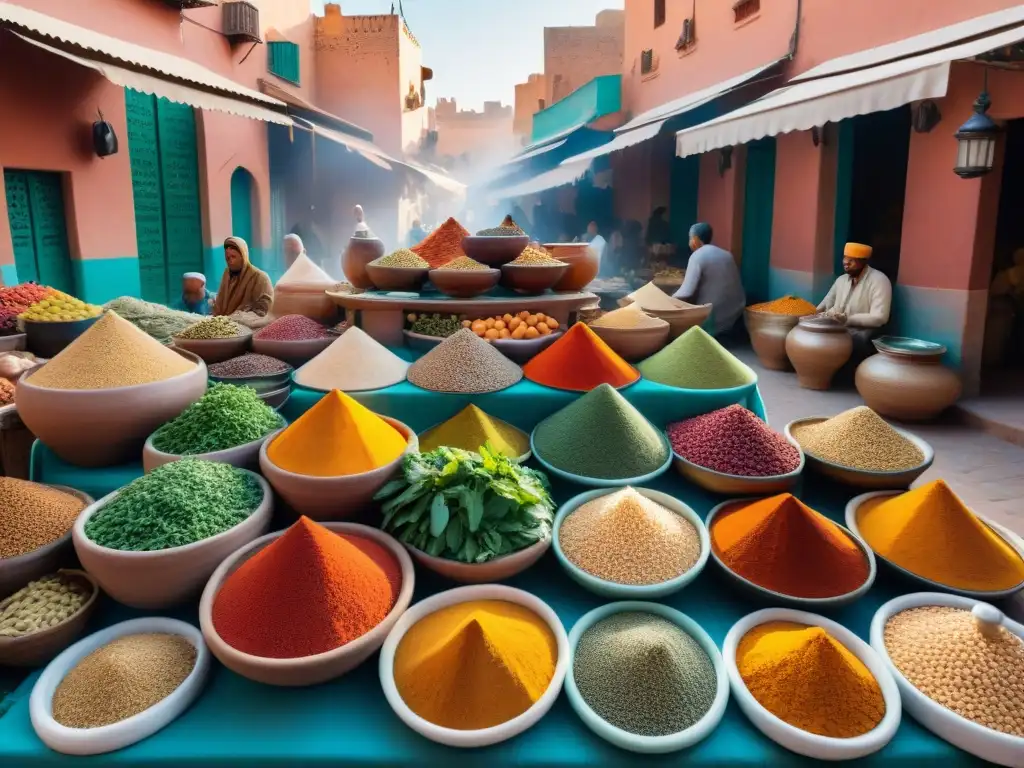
[171,329,253,364]
[365,264,429,292]
[545,243,599,291]
[0,486,93,599]
[405,537,551,584]
[71,472,273,609]
[251,335,334,367]
[259,419,418,521]
[500,263,570,294]
[589,323,670,362]
[646,304,713,338]
[142,419,284,473]
[0,569,99,667]
[198,522,415,686]
[461,235,529,267]
[16,348,207,467]
[428,268,501,298]
[744,309,801,371]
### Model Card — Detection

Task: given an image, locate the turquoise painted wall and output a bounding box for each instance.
[531,75,621,144]
[71,257,143,304]
[0,264,18,287]
[893,284,968,369]
[768,267,816,303]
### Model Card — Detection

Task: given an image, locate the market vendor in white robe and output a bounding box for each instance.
[817,242,893,359]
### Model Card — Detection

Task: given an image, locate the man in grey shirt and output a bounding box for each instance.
[673,222,746,335]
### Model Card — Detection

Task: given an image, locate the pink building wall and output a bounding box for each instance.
[514,74,547,141]
[544,10,624,106]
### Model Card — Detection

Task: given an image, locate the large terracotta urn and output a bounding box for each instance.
[785,317,852,390]
[855,337,963,421]
[545,243,599,292]
[341,204,385,289]
[744,309,801,371]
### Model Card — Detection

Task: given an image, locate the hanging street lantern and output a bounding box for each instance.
[954,89,999,179]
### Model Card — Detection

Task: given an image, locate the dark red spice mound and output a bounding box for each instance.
[667,404,800,477]
[255,314,330,342]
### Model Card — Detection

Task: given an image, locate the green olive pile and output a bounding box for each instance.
[0,574,90,637]
[408,312,462,338]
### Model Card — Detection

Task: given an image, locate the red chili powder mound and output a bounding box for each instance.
[212,517,400,658]
[710,494,868,598]
[667,405,800,477]
[523,322,639,392]
[411,217,469,268]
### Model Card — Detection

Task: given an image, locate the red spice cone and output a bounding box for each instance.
[523,322,639,392]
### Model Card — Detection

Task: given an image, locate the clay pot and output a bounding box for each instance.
[429,268,500,298]
[343,237,385,289]
[545,243,599,292]
[270,288,339,323]
[785,319,852,390]
[745,309,800,371]
[855,348,963,422]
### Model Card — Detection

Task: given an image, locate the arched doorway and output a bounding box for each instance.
[230,167,255,265]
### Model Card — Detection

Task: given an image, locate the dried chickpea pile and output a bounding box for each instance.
[884,606,1024,737]
[0,573,90,637]
[0,477,86,558]
[464,311,560,341]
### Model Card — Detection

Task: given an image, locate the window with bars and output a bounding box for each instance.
[654,0,666,28]
[675,18,696,50]
[734,0,761,23]
[640,49,656,75]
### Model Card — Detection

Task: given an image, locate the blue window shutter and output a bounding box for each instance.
[268,42,300,85]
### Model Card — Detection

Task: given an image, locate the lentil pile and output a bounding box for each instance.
[737,621,885,738]
[638,326,754,389]
[856,479,1024,592]
[574,612,717,737]
[409,312,461,338]
[560,487,701,585]
[628,282,694,312]
[51,633,197,729]
[150,383,284,455]
[523,322,639,391]
[711,494,869,598]
[294,327,409,391]
[103,297,205,344]
[208,353,289,378]
[0,478,87,558]
[372,249,429,269]
[408,328,523,394]
[533,383,668,480]
[419,404,529,458]
[509,246,561,266]
[176,316,244,340]
[884,606,1024,737]
[84,459,263,552]
[746,296,817,316]
[254,315,329,341]
[590,303,667,330]
[29,312,196,390]
[434,255,489,271]
[0,377,14,406]
[0,573,90,637]
[667,405,800,477]
[411,217,469,267]
[477,215,526,237]
[790,406,924,471]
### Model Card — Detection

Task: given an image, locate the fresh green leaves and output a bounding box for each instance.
[376,443,554,564]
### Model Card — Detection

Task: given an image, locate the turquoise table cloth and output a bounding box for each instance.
[7,378,987,766]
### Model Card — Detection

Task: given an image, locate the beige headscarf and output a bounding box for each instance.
[214,237,273,317]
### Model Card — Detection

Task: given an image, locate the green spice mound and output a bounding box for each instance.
[533,384,668,480]
[85,459,263,552]
[151,383,285,455]
[177,316,244,340]
[638,326,754,390]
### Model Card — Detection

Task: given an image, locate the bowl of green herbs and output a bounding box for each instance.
[374,444,555,584]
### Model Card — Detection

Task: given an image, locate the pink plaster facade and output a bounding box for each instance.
[544,11,624,108]
[434,99,516,172]
[514,74,548,143]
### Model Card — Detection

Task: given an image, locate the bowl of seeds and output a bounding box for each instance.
[785,407,934,490]
[461,235,530,267]
[500,246,570,294]
[366,250,430,292]
[171,318,252,364]
[0,570,99,667]
[429,258,501,298]
[207,353,293,394]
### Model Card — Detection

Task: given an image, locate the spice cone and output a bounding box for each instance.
[523,322,639,392]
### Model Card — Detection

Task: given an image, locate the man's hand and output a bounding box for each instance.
[830,311,848,325]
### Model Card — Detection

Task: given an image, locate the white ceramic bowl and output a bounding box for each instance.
[565,601,729,753]
[846,491,1024,600]
[141,422,284,473]
[29,617,210,756]
[724,607,901,760]
[870,592,1024,767]
[553,488,709,600]
[72,471,273,609]
[378,584,569,748]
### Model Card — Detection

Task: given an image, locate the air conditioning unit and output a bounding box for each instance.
[223,1,261,44]
[161,0,216,9]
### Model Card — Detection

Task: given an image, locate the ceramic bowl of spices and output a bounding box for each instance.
[29,617,210,756]
[500,263,569,294]
[72,467,273,609]
[706,495,877,608]
[565,601,729,753]
[0,570,100,667]
[785,413,933,490]
[723,607,901,760]
[554,487,709,599]
[405,537,552,584]
[870,592,1024,766]
[170,327,252,365]
[142,427,283,474]
[428,267,501,299]
[461,235,530,267]
[365,264,430,292]
[200,521,415,687]
[378,583,569,747]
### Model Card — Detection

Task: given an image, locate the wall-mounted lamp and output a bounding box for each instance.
[91,110,118,158]
[912,100,942,133]
[810,125,826,147]
[718,146,733,176]
[954,77,1000,179]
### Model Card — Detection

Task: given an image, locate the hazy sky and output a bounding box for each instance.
[311,0,624,111]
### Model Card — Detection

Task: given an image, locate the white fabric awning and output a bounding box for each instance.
[489,159,590,201]
[16,34,291,124]
[676,22,1024,159]
[393,158,467,196]
[561,120,665,165]
[0,1,282,107]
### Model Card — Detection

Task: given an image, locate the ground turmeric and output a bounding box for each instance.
[418,404,529,458]
[746,296,817,316]
[737,621,885,738]
[393,599,557,730]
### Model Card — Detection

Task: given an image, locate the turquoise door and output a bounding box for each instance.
[230,168,255,268]
[833,120,855,276]
[740,138,776,303]
[670,154,699,251]
[3,170,75,293]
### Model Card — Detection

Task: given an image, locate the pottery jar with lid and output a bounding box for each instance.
[744,309,800,371]
[342,205,385,289]
[785,316,852,390]
[855,337,963,421]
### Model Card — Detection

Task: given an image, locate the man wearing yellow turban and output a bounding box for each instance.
[817,242,892,358]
